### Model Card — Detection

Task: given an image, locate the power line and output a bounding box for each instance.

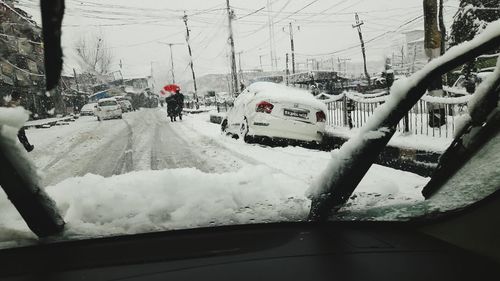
[295,14,425,58]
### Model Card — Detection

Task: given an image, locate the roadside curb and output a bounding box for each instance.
[23,116,78,130]
[209,114,224,124]
[322,133,441,177]
[183,109,212,114]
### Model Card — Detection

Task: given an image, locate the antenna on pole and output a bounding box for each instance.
[183,11,199,108]
[226,0,239,97]
[352,13,370,86]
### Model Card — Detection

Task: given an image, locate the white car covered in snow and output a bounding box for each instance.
[95,98,123,121]
[80,103,97,116]
[221,82,327,144]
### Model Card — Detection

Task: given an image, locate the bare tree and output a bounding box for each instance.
[74,34,113,75]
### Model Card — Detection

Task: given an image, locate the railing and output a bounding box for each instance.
[216,101,232,113]
[324,91,470,138]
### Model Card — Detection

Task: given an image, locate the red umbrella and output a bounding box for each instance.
[160,84,180,97]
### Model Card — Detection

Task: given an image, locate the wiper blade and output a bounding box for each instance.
[422,67,500,198]
[308,22,500,221]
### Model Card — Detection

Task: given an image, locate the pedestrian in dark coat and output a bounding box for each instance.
[165,93,178,122]
[6,91,34,152]
[174,89,184,120]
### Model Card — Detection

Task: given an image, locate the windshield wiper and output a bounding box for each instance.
[422,65,500,198]
[308,23,500,221]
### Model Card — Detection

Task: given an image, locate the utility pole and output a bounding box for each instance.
[288,22,296,74]
[183,12,199,106]
[226,0,239,97]
[237,51,244,87]
[267,0,276,70]
[259,54,264,72]
[73,68,80,92]
[400,45,405,71]
[150,61,156,92]
[352,13,370,86]
[160,42,183,83]
[118,59,124,80]
[285,53,289,85]
[424,0,445,127]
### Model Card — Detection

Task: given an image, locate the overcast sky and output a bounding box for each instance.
[18,0,459,91]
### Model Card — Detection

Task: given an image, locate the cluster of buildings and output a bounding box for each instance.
[1,1,156,119]
[0,0,50,117]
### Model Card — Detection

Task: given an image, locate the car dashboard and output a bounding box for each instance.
[0,221,498,281]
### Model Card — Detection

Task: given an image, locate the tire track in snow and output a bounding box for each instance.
[150,110,213,172]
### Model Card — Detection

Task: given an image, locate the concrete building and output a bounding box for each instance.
[0,0,48,116]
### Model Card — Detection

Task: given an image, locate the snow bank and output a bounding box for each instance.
[322,92,345,102]
[0,166,310,239]
[0,107,29,130]
[421,94,471,104]
[248,82,327,110]
[345,91,387,103]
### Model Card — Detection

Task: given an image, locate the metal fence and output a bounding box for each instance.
[324,91,470,138]
[216,101,232,113]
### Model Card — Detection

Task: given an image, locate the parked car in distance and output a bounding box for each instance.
[116,96,134,111]
[95,98,122,121]
[117,100,130,113]
[448,68,493,96]
[80,103,97,116]
[221,82,327,144]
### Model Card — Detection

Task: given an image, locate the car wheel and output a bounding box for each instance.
[221,119,228,134]
[240,118,250,143]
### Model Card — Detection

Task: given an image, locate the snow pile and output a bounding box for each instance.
[345,91,387,103]
[248,82,327,110]
[0,107,29,133]
[321,92,345,102]
[0,165,310,239]
[421,94,471,104]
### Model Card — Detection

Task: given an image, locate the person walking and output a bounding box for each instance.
[6,91,34,152]
[174,88,184,121]
[165,92,178,122]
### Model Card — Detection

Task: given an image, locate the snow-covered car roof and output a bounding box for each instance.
[246,82,327,110]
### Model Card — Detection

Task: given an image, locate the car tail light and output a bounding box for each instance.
[256,101,274,114]
[316,111,326,122]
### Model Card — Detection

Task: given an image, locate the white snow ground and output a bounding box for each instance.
[0,108,430,248]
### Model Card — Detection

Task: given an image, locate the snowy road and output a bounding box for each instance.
[27,109,247,186]
[26,108,429,201]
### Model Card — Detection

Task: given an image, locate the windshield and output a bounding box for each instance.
[0,0,499,247]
